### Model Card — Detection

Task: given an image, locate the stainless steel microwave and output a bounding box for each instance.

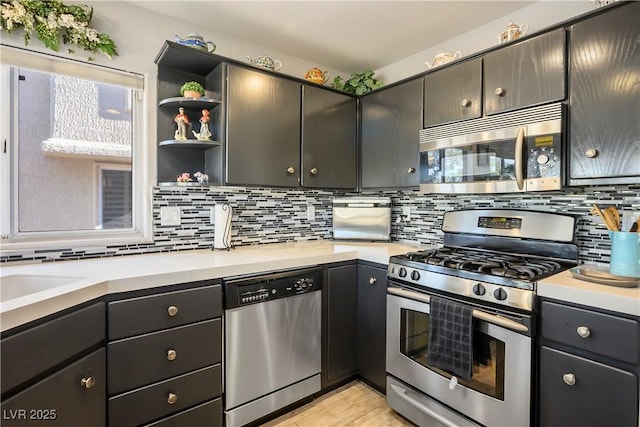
[419,103,564,194]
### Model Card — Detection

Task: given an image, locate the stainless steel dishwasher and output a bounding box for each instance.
[223,267,322,427]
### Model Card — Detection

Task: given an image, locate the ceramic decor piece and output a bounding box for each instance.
[425,51,462,69]
[246,55,282,71]
[498,21,528,43]
[305,68,328,84]
[174,33,216,52]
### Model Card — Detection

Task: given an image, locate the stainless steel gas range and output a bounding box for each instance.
[386,209,579,427]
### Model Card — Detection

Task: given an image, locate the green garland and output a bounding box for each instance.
[0,0,118,60]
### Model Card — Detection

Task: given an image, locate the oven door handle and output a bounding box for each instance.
[387,287,529,333]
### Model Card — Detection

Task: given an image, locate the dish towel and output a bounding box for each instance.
[427,296,474,380]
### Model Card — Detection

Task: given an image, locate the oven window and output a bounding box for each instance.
[400,308,505,400]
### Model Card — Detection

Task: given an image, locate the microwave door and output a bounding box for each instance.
[419,126,526,194]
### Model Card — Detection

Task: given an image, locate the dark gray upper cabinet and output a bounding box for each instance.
[484,28,566,115]
[361,78,422,189]
[302,86,357,189]
[424,58,482,127]
[568,1,640,185]
[226,64,301,187]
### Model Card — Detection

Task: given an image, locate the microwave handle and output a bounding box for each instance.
[515,127,525,190]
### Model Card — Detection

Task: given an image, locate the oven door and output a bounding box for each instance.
[386,288,532,427]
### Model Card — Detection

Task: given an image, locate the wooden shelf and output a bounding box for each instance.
[158,181,212,187]
[154,41,224,75]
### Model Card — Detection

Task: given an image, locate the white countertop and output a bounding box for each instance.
[3,241,639,332]
[538,266,640,317]
[0,240,419,332]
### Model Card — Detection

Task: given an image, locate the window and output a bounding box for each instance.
[0,46,150,248]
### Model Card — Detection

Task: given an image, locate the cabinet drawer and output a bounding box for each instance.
[109,365,221,427]
[1,348,106,427]
[144,399,222,427]
[541,301,640,364]
[1,302,105,395]
[108,318,221,394]
[539,346,638,427]
[108,283,221,340]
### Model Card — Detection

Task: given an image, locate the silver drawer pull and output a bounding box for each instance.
[80,376,95,389]
[563,373,576,386]
[310,167,318,175]
[460,98,471,108]
[407,167,416,174]
[167,393,178,405]
[167,349,177,361]
[369,277,377,285]
[287,166,295,174]
[167,305,179,317]
[494,87,505,96]
[576,326,591,338]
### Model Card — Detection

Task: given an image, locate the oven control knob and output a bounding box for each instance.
[472,283,486,296]
[410,270,420,281]
[493,288,508,301]
[398,268,407,278]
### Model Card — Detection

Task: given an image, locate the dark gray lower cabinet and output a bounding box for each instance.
[1,349,106,427]
[539,346,637,427]
[323,264,358,389]
[356,263,388,391]
[107,282,223,426]
[539,299,639,427]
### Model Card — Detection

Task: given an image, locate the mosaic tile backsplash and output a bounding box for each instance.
[2,184,639,265]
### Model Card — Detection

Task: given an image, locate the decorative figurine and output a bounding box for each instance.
[176,172,192,182]
[174,107,190,141]
[192,109,212,141]
[194,171,209,184]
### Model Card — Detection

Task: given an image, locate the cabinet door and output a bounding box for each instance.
[361,78,422,189]
[226,65,301,187]
[539,346,638,427]
[424,58,482,127]
[484,28,566,115]
[323,264,358,389]
[1,349,106,427]
[302,86,357,189]
[356,264,388,390]
[568,1,640,184]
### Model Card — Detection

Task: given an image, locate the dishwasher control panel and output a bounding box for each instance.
[224,267,322,309]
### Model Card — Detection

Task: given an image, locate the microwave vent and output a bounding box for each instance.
[421,102,563,142]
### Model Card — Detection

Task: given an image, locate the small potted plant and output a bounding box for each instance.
[180,81,205,98]
[331,70,383,95]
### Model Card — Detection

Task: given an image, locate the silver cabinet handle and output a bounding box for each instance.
[167,305,178,317]
[287,166,295,174]
[460,98,471,108]
[80,377,95,389]
[584,148,598,158]
[369,277,377,285]
[310,167,318,175]
[563,373,576,386]
[494,87,505,96]
[576,326,591,338]
[167,349,177,361]
[167,393,178,405]
[407,167,416,174]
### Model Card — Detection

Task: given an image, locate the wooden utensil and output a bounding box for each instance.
[605,207,620,231]
[590,204,619,231]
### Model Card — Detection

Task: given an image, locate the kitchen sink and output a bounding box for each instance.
[0,274,84,303]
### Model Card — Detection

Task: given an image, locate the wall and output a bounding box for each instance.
[2,184,638,265]
[375,1,594,84]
